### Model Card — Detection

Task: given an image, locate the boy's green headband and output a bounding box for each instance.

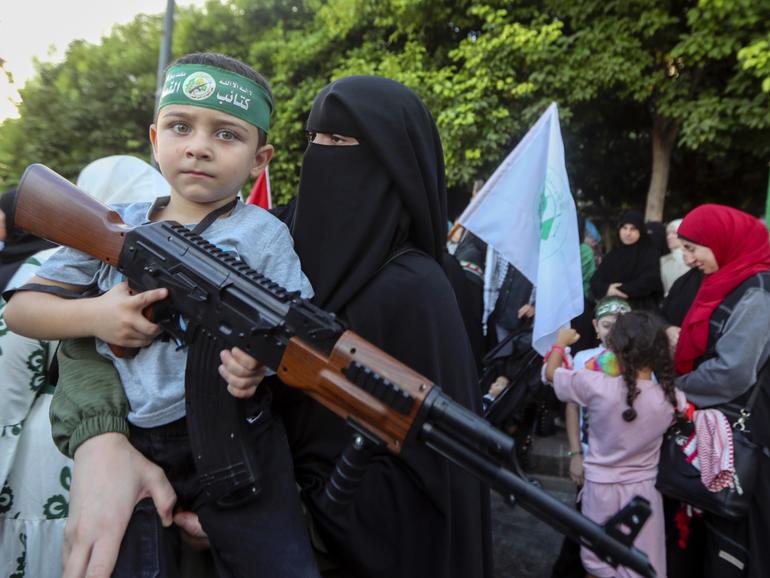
[158,64,272,133]
[595,298,631,320]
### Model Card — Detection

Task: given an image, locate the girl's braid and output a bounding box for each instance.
[606,310,677,422]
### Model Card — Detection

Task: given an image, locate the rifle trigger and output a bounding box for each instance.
[187,286,208,302]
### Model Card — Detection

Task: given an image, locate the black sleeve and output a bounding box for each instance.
[618,248,663,298]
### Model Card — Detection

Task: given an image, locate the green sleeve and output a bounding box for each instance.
[580,243,596,297]
[50,337,130,458]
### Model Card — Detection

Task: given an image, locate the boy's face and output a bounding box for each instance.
[150,104,272,207]
[593,314,618,345]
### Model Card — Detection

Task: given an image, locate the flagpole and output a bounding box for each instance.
[765,162,770,230]
[151,0,175,169]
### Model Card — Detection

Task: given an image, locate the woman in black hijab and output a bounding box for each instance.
[0,189,55,291]
[589,210,663,311]
[279,76,492,578]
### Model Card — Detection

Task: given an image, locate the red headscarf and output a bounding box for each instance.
[675,204,770,374]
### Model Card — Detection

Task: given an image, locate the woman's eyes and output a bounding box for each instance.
[306,132,358,145]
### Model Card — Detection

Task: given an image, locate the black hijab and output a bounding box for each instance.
[590,210,663,309]
[279,76,491,578]
[0,189,56,291]
[292,76,447,313]
[646,220,669,257]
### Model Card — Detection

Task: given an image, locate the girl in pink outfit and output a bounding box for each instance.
[545,311,687,578]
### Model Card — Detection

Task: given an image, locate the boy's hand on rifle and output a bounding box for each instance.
[92,281,167,347]
[219,347,268,398]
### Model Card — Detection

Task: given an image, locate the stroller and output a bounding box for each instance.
[481,327,558,470]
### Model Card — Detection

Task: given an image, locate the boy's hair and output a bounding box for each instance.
[605,311,678,422]
[163,52,272,147]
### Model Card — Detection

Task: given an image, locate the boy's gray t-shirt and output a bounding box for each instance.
[38,199,313,428]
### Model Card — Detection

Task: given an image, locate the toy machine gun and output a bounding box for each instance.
[13,164,657,577]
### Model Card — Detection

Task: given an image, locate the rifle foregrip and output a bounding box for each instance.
[279,331,435,453]
[322,434,373,509]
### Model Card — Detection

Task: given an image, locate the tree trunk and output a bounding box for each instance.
[645,113,680,222]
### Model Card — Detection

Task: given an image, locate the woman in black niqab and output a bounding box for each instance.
[589,210,663,311]
[281,76,493,578]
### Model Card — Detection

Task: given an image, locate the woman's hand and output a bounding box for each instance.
[607,283,629,299]
[219,347,269,399]
[517,303,535,319]
[174,511,210,551]
[63,434,176,578]
[666,325,681,355]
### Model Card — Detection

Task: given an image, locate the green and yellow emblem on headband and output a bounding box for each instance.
[159,64,272,133]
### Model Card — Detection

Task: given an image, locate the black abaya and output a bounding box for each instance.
[279,252,491,578]
[590,211,663,310]
[659,267,703,327]
[281,76,492,578]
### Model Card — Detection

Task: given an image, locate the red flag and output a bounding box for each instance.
[246,166,272,209]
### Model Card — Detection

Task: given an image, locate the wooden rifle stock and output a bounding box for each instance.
[15,164,147,358]
[15,164,129,265]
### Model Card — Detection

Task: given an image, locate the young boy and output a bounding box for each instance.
[5,53,319,577]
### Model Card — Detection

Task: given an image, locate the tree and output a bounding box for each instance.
[444,0,770,220]
[0,15,163,188]
[1,0,768,220]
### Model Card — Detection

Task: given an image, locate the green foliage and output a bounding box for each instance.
[1,0,768,216]
[0,16,163,187]
[739,35,770,92]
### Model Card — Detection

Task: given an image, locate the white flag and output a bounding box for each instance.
[458,103,583,354]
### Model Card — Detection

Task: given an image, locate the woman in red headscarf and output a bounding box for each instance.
[670,204,770,578]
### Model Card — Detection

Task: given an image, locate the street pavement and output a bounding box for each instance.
[491,430,579,578]
[491,474,576,578]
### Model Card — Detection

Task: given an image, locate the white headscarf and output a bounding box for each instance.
[666,218,685,264]
[76,155,170,205]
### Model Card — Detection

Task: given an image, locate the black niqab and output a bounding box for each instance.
[292,76,447,311]
[279,76,492,578]
[590,210,662,310]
